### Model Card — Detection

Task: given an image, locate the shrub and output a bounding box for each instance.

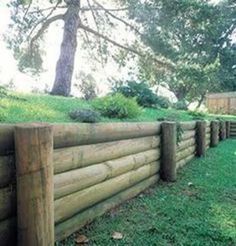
[174,100,188,110]
[69,108,100,123]
[155,96,171,109]
[113,81,159,108]
[92,93,141,119]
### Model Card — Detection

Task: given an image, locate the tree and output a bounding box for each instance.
[123,0,236,102]
[6,0,173,96]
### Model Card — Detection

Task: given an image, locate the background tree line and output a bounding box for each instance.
[5,0,236,106]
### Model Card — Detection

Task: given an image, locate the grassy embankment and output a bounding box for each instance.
[0,92,236,123]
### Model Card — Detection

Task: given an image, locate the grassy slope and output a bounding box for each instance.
[0,92,236,123]
[59,140,236,246]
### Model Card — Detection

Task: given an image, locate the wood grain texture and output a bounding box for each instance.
[53,122,161,149]
[54,148,160,199]
[54,136,160,174]
[55,175,159,241]
[55,161,160,224]
[161,122,177,182]
[15,124,54,246]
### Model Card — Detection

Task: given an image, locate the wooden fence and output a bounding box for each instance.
[206,92,236,115]
[0,120,233,245]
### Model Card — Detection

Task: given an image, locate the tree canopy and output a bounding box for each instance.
[5,0,236,102]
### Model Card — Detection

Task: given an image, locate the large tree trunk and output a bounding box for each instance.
[51,1,80,96]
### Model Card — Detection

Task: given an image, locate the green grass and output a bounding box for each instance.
[58,140,236,245]
[0,92,236,123]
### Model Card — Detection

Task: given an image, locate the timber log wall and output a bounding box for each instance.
[0,120,233,245]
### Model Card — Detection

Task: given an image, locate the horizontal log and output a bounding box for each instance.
[55,175,159,241]
[0,125,14,156]
[206,121,211,127]
[0,186,16,222]
[176,145,196,162]
[54,136,160,174]
[0,156,15,188]
[55,161,160,224]
[181,130,195,141]
[54,149,160,199]
[0,217,16,246]
[176,154,195,169]
[177,138,195,152]
[206,127,211,134]
[179,122,196,130]
[53,122,161,149]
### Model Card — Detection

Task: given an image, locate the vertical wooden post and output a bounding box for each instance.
[14,124,54,246]
[161,122,176,182]
[196,121,206,157]
[219,121,226,141]
[226,121,230,138]
[210,121,219,147]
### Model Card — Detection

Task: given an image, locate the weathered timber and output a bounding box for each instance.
[55,175,159,241]
[179,122,196,130]
[176,145,196,162]
[177,138,195,152]
[226,121,230,138]
[0,217,16,246]
[206,127,211,134]
[15,124,54,246]
[176,154,195,169]
[53,122,161,149]
[0,125,14,156]
[54,148,160,199]
[161,122,176,182]
[181,130,196,141]
[0,155,15,188]
[0,186,16,222]
[54,161,160,224]
[196,121,206,157]
[210,121,219,147]
[54,136,160,174]
[219,121,226,140]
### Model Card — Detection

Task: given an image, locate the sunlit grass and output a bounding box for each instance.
[0,92,236,123]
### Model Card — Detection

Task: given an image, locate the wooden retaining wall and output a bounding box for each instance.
[0,120,232,245]
[229,121,236,138]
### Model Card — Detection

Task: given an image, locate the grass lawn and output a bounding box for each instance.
[58,139,236,246]
[0,92,236,123]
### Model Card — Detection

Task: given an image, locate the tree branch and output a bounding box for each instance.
[86,0,104,65]
[78,23,175,69]
[29,14,64,52]
[92,0,143,37]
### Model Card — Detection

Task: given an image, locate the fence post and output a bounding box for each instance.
[219,121,226,141]
[226,121,230,138]
[14,124,54,246]
[196,121,206,157]
[161,122,176,182]
[210,121,219,147]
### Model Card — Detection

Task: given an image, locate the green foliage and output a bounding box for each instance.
[58,140,236,246]
[76,73,98,101]
[188,110,207,120]
[155,96,171,109]
[69,108,100,123]
[125,0,235,102]
[113,80,170,109]
[92,93,142,119]
[0,92,235,123]
[113,81,158,107]
[174,100,188,110]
